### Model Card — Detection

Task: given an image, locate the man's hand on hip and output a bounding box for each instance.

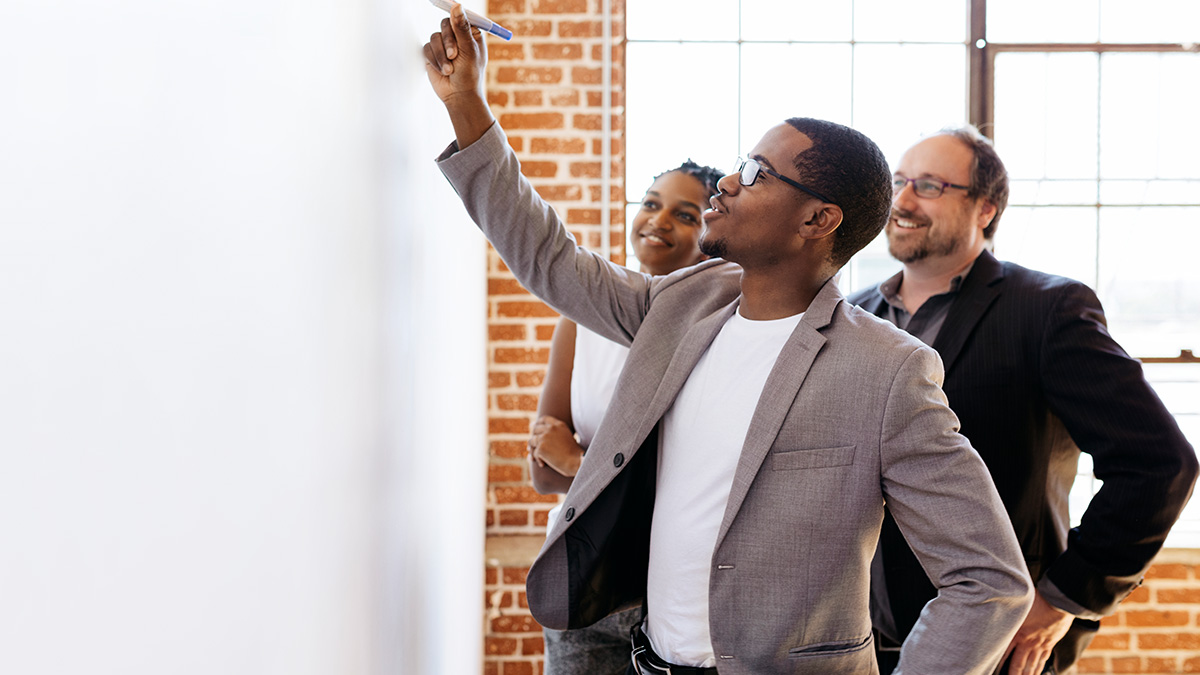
[1003,590,1074,675]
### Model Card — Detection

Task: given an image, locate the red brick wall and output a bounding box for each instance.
[1076,550,1200,674]
[484,559,542,675]
[483,0,624,673]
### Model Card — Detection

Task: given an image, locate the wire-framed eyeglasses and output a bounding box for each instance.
[734,157,833,203]
[893,176,970,199]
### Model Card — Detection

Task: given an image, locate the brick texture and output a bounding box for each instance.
[483,0,625,672]
[486,564,546,675]
[1075,553,1200,674]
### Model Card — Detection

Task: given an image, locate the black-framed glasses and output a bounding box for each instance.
[734,157,833,203]
[893,176,970,199]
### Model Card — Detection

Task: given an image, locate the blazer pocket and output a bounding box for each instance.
[787,634,872,658]
[770,445,856,471]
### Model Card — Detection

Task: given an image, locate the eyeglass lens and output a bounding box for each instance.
[895,177,944,198]
[737,158,759,186]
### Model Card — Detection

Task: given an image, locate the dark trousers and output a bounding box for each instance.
[545,607,641,675]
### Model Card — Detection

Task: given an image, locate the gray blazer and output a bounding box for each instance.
[439,123,1033,675]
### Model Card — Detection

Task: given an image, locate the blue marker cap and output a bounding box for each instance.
[487,23,513,40]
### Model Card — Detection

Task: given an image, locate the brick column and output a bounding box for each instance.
[482,1,625,673]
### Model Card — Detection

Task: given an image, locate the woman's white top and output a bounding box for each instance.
[545,325,630,531]
[569,325,631,448]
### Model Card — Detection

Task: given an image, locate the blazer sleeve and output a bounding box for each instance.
[1038,281,1198,616]
[436,123,652,346]
[882,345,1034,675]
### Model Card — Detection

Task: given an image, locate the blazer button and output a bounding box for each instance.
[564,507,575,522]
[613,453,625,468]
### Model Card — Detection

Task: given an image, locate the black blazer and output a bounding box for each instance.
[851,250,1197,670]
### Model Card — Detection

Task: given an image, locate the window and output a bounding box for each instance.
[625,0,969,291]
[626,0,1200,546]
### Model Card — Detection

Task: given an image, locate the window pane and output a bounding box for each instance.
[991,206,1098,287]
[843,230,902,294]
[740,44,852,147]
[742,0,851,41]
[1069,452,1099,530]
[626,0,737,41]
[853,0,965,42]
[994,53,1098,180]
[1145,364,1200,415]
[1100,0,1200,43]
[987,0,1100,42]
[1101,53,1200,179]
[1098,207,1200,357]
[1099,179,1200,205]
[853,44,967,167]
[1009,179,1098,206]
[625,43,738,203]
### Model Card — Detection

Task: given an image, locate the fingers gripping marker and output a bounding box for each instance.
[428,0,513,41]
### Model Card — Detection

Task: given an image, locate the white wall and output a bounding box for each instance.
[0,1,484,673]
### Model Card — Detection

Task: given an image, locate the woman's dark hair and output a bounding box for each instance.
[654,160,723,198]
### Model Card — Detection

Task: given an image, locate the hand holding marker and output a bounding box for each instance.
[428,0,513,40]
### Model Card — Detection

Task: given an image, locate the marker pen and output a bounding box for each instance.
[428,0,513,41]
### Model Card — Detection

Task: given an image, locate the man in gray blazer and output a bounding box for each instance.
[425,7,1032,674]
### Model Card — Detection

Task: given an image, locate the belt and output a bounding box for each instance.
[629,625,718,675]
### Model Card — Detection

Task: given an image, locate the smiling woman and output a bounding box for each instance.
[528,159,722,496]
[628,164,721,275]
[528,159,721,675]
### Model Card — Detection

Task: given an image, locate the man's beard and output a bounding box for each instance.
[699,236,727,259]
[888,229,962,264]
[887,206,966,264]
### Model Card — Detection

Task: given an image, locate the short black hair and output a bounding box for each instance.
[936,126,1009,239]
[654,159,723,198]
[784,118,892,267]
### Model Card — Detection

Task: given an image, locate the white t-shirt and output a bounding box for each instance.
[645,308,803,667]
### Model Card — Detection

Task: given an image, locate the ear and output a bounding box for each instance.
[798,203,844,241]
[976,199,998,231]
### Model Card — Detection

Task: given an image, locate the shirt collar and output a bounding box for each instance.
[878,257,978,312]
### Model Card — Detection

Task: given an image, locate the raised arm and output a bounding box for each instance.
[423,3,494,151]
[528,317,586,494]
[430,30,654,346]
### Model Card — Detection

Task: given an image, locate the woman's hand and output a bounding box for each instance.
[528,415,585,477]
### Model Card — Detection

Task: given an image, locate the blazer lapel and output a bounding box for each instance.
[932,250,1005,374]
[715,280,840,549]
[640,298,741,429]
[554,297,741,525]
